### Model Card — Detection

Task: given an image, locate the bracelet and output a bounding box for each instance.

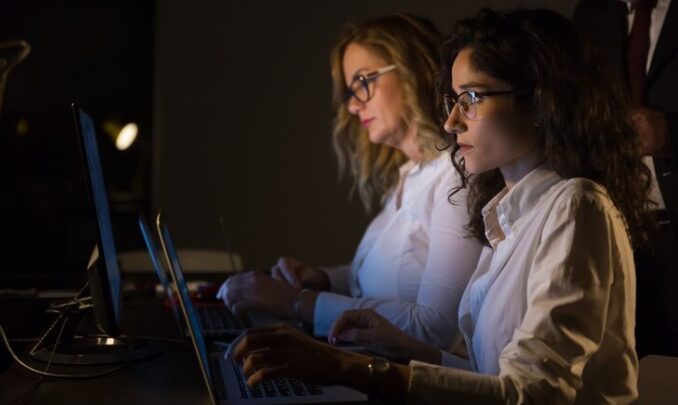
[293,288,310,320]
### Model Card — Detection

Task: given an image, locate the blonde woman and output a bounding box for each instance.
[218,14,482,352]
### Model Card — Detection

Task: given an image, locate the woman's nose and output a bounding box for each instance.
[443,104,465,134]
[346,96,365,115]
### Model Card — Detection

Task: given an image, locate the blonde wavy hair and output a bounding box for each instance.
[330,13,444,212]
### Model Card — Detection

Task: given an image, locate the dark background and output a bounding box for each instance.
[0,0,575,288]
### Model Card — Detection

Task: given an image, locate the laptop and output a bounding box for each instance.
[155,211,369,405]
[138,213,244,338]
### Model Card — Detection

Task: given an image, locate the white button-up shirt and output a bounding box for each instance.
[408,167,638,404]
[313,153,482,350]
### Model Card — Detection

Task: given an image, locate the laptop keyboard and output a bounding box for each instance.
[198,305,242,334]
[232,362,323,399]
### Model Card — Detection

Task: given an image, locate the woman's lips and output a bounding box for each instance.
[458,143,473,152]
[360,118,375,127]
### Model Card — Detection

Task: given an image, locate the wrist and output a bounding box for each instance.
[412,342,442,365]
[291,288,318,323]
[338,351,373,392]
[340,351,409,403]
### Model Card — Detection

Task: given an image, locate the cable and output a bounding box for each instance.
[0,322,126,379]
[44,314,69,372]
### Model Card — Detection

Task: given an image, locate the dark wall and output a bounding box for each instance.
[0,1,153,286]
[153,1,576,270]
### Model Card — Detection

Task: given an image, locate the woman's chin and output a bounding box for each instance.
[464,160,490,176]
[367,129,390,146]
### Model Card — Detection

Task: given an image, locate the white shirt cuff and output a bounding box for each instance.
[312,291,354,337]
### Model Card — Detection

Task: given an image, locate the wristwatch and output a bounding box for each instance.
[367,355,391,381]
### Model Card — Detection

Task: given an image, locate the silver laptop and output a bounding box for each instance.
[155,211,369,405]
[138,213,244,337]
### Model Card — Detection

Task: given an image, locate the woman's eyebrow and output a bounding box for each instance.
[458,81,491,91]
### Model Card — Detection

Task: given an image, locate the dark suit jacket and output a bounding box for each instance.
[575,0,678,225]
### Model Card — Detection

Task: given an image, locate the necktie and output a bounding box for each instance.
[627,0,656,104]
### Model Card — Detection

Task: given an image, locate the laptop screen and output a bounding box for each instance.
[138,214,182,327]
[156,214,214,387]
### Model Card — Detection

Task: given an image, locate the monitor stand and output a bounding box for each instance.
[28,284,159,366]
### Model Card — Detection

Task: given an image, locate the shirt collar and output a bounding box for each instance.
[619,0,668,12]
[481,166,563,249]
[398,159,418,179]
[398,152,446,179]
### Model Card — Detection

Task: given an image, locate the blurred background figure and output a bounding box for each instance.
[575,0,678,358]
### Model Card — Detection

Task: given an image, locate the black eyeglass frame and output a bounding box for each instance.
[443,89,525,120]
[343,64,398,104]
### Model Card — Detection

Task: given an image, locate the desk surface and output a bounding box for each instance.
[1,340,211,405]
[0,292,373,405]
[0,293,214,405]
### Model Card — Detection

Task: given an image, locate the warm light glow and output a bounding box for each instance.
[16,118,29,136]
[115,122,138,150]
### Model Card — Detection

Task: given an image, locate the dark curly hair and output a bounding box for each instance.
[440,8,653,247]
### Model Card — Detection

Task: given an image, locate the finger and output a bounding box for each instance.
[216,280,228,300]
[242,352,267,376]
[328,312,355,343]
[226,331,247,361]
[246,364,288,387]
[231,300,258,317]
[221,276,238,297]
[242,347,291,376]
[277,258,302,288]
[270,265,283,281]
[223,285,244,309]
[328,310,373,343]
[222,276,253,308]
[281,269,302,288]
[232,325,291,361]
[336,328,373,346]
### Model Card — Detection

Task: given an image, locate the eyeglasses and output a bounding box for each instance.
[443,90,522,121]
[343,64,398,104]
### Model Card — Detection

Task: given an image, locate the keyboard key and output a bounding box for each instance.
[262,380,278,397]
[289,379,307,396]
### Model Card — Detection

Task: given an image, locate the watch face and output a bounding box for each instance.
[369,356,391,377]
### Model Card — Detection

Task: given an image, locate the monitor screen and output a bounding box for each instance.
[72,103,121,335]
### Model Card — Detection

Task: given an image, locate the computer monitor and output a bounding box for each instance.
[72,102,121,336]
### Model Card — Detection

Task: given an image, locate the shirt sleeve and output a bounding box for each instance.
[407,193,630,404]
[314,168,482,350]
